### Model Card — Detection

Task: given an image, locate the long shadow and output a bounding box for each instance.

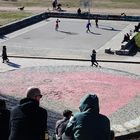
[99,25,121,31]
[58,30,78,35]
[90,31,101,35]
[7,61,21,68]
[56,9,67,12]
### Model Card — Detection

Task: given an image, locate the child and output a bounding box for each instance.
[55,19,60,31]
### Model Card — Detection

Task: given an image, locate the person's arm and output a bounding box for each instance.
[64,116,75,137]
[40,108,49,140]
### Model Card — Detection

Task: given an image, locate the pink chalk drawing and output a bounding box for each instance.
[0,69,140,115]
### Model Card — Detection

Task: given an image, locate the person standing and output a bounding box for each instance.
[55,19,60,31]
[64,94,111,140]
[9,87,49,140]
[95,16,99,28]
[90,49,99,67]
[2,45,9,63]
[77,8,81,15]
[0,99,10,140]
[86,21,91,33]
[52,0,57,10]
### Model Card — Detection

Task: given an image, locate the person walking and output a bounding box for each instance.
[0,99,10,140]
[55,110,73,140]
[64,94,111,140]
[86,21,91,33]
[2,45,9,63]
[90,49,99,67]
[9,87,49,140]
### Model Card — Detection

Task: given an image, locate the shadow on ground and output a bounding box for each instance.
[7,61,21,68]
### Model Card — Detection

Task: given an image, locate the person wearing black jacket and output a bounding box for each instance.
[91,49,99,67]
[0,99,10,140]
[2,45,9,63]
[9,87,49,140]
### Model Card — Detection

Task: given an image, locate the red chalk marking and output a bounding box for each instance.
[0,70,140,115]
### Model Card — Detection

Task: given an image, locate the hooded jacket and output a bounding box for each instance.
[65,94,110,140]
[9,98,48,140]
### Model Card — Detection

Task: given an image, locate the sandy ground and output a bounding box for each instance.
[0,6,140,16]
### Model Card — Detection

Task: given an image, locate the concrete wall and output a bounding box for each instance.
[0,12,48,36]
[47,12,140,21]
[0,11,140,36]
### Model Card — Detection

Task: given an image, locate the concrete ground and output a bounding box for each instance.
[0,18,140,137]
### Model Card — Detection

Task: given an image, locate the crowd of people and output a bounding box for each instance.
[0,86,115,140]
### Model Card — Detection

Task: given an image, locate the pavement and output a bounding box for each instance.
[0,18,140,137]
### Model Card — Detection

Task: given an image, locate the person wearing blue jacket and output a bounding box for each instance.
[64,94,111,140]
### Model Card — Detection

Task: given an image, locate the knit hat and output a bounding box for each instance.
[26,87,42,99]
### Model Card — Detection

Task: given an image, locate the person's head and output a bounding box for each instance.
[63,109,73,119]
[3,45,6,50]
[79,94,99,112]
[0,99,6,110]
[26,87,42,102]
[92,49,96,53]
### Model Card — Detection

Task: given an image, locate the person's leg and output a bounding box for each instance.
[6,58,9,62]
[94,63,98,67]
[92,62,98,67]
[2,57,5,63]
[95,61,98,66]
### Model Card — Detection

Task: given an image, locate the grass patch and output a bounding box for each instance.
[0,11,33,26]
[134,33,140,49]
[0,0,140,26]
[0,0,140,8]
[94,0,140,9]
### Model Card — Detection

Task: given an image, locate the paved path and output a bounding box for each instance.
[0,18,140,137]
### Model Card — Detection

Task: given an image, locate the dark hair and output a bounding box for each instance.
[92,49,96,53]
[63,110,72,118]
[0,99,6,110]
